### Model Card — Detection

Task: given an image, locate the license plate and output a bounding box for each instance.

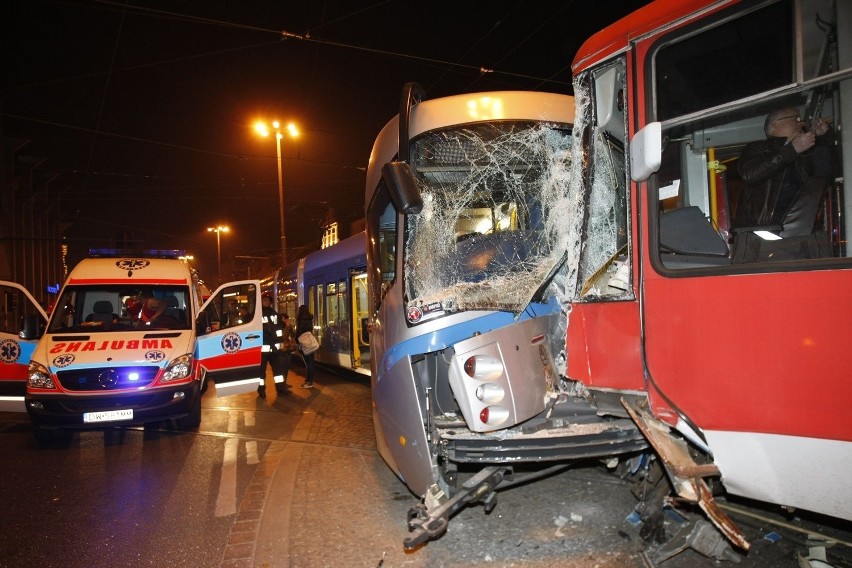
[83,408,134,423]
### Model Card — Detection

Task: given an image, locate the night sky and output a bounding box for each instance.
[1,0,648,282]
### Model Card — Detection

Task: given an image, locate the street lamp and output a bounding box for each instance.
[207,225,229,284]
[255,120,299,265]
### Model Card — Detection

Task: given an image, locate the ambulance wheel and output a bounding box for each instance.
[33,424,72,445]
[176,396,201,431]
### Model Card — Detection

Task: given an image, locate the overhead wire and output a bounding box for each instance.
[425,6,510,93]
[2,0,571,175]
[10,0,575,257]
[463,1,576,93]
[82,0,570,87]
[1,112,366,173]
[81,0,127,198]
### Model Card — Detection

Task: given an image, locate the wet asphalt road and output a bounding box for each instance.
[0,364,850,568]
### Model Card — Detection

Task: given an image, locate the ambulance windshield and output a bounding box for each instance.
[48,285,192,332]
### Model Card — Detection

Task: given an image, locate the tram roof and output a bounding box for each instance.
[303,231,366,273]
[571,0,733,74]
[366,90,574,203]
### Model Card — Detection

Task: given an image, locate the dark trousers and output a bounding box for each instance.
[302,352,315,383]
[280,351,293,381]
[261,351,284,382]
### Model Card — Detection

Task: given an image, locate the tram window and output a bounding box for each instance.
[305,285,325,341]
[650,0,850,268]
[366,181,397,312]
[577,62,632,300]
[653,89,846,268]
[326,282,338,332]
[655,1,792,121]
[316,285,325,340]
[338,279,349,351]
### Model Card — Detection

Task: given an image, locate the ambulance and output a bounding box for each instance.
[0,249,264,442]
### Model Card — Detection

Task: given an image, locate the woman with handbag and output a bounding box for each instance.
[296,304,317,389]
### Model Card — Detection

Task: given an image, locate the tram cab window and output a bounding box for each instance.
[366,182,398,312]
[650,0,850,269]
[577,62,632,300]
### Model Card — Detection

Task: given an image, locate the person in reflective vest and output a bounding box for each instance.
[258,293,286,398]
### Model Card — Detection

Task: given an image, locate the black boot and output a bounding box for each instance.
[257,385,266,399]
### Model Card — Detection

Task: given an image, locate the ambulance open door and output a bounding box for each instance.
[196,280,264,396]
[0,281,48,412]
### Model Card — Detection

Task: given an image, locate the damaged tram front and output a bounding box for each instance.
[365,86,647,547]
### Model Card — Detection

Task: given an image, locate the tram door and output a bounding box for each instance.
[350,270,370,374]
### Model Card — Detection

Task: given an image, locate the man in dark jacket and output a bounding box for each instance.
[736,107,834,238]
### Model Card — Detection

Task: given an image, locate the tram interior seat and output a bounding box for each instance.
[86,300,117,328]
[660,206,731,268]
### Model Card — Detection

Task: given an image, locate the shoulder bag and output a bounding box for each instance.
[298,331,319,355]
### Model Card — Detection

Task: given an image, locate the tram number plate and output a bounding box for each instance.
[83,409,134,423]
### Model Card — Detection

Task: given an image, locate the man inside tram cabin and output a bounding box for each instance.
[258,292,287,398]
[734,105,835,258]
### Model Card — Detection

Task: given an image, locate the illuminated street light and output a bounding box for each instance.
[255,120,299,265]
[207,225,230,284]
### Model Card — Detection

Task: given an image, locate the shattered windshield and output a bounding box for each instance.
[404,121,575,313]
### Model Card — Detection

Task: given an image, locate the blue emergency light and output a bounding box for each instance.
[88,248,186,259]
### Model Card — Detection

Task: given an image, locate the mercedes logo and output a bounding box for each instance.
[97,369,119,389]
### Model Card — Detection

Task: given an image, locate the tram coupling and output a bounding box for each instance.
[404,466,513,549]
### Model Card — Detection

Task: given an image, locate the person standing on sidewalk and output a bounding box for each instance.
[296,304,316,389]
[278,312,297,393]
[258,293,285,398]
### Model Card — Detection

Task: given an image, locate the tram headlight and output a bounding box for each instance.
[475,382,505,404]
[479,405,509,426]
[448,321,552,433]
[28,361,55,389]
[449,345,512,431]
[463,355,503,381]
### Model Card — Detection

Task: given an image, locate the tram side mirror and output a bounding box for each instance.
[594,65,625,143]
[382,161,423,214]
[20,314,44,340]
[630,121,662,182]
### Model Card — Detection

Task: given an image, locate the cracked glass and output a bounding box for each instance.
[404,119,583,315]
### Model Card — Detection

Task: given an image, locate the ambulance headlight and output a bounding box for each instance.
[28,362,55,389]
[162,354,193,382]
